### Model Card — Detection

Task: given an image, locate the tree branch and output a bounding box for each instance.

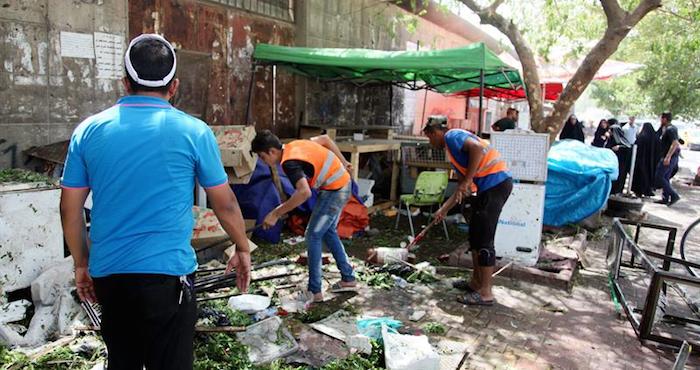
[544,0,662,141]
[487,0,506,14]
[600,0,625,25]
[458,0,545,131]
[626,0,663,25]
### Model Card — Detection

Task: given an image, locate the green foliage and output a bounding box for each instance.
[193,333,252,370]
[357,270,395,290]
[422,322,447,335]
[591,1,700,119]
[198,299,253,327]
[0,169,55,185]
[590,73,651,116]
[321,340,384,370]
[1,344,31,370]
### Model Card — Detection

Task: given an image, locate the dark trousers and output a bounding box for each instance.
[655,154,679,201]
[464,178,513,267]
[93,273,197,370]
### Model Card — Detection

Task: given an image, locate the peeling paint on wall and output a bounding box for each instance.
[0,0,127,169]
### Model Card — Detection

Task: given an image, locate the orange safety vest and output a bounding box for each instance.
[445,131,508,190]
[281,140,350,191]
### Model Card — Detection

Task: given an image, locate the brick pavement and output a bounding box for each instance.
[344,234,699,369]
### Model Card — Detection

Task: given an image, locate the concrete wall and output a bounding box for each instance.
[128,0,296,137]
[295,0,482,133]
[0,0,128,169]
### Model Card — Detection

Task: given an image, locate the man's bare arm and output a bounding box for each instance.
[311,135,350,167]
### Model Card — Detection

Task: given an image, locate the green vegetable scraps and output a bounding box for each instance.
[422,322,447,335]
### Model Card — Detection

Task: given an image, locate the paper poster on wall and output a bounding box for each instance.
[60,32,94,59]
[94,32,125,79]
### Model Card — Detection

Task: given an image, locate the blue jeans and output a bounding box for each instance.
[305,183,355,294]
[655,153,679,201]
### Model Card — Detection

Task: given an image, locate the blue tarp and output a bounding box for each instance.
[232,159,363,242]
[544,140,619,227]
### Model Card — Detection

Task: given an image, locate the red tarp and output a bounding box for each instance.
[454,83,563,101]
[287,195,369,239]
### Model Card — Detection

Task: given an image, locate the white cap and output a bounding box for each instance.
[124,34,177,87]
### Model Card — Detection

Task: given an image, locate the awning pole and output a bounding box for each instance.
[478,69,484,134]
[272,65,277,130]
[245,64,257,126]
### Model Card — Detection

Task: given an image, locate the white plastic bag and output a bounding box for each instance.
[382,325,439,370]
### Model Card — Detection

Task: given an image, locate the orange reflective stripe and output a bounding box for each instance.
[281,140,350,190]
[446,139,507,179]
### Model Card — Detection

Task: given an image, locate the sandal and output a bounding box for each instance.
[452,280,476,293]
[457,291,494,306]
[330,281,358,293]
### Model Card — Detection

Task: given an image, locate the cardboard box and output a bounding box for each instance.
[211,125,258,170]
[191,206,256,247]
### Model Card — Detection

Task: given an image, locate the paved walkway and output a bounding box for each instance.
[340,180,700,369]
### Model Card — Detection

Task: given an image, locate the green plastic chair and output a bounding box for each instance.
[395,171,449,239]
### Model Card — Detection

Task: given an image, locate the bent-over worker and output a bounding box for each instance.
[60,34,251,370]
[424,117,512,306]
[251,131,357,303]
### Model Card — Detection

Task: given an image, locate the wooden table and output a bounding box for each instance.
[336,139,402,201]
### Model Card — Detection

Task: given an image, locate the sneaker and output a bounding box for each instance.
[654,199,669,205]
[668,196,681,207]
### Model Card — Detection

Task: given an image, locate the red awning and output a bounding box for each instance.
[454,82,563,101]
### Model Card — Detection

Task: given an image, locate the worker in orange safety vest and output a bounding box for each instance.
[423,116,513,306]
[251,130,357,304]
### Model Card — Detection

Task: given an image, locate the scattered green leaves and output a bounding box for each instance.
[0,169,55,185]
[193,333,251,370]
[357,270,394,290]
[422,322,447,336]
[321,340,384,370]
[0,344,31,370]
[197,300,252,328]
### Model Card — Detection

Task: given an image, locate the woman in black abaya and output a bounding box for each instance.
[606,119,633,194]
[631,122,662,197]
[591,119,609,147]
[559,114,586,142]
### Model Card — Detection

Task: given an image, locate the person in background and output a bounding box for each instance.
[606,119,633,194]
[251,130,357,303]
[592,119,610,147]
[60,34,251,370]
[623,115,638,145]
[559,114,585,142]
[631,122,662,197]
[655,112,681,206]
[491,107,517,132]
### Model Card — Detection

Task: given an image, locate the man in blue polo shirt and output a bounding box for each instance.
[60,34,251,370]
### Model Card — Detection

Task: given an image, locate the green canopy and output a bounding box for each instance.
[253,43,522,94]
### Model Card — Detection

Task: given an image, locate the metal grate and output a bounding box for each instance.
[402,143,448,168]
[205,0,294,22]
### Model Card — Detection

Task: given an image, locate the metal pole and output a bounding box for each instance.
[272,65,277,130]
[420,89,428,125]
[245,65,257,125]
[626,144,638,196]
[478,69,484,134]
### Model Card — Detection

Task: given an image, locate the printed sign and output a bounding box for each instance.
[60,32,94,59]
[94,32,125,79]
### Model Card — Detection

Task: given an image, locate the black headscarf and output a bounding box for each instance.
[559,115,585,142]
[607,119,632,194]
[608,124,632,149]
[592,119,609,147]
[632,122,662,196]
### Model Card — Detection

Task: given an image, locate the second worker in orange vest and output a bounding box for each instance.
[423,117,513,307]
[251,130,357,303]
